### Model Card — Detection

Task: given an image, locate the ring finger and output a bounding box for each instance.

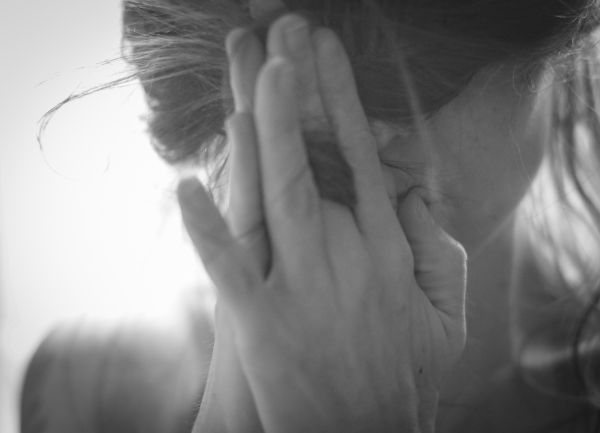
[225,29,271,275]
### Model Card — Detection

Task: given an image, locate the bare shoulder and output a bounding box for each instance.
[21,290,215,433]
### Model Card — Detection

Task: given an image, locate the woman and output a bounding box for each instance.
[21,0,600,432]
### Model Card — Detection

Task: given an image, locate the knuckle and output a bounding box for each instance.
[226,112,253,133]
[266,164,319,222]
[198,232,233,269]
[266,119,301,147]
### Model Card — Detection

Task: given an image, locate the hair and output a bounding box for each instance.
[43,0,600,428]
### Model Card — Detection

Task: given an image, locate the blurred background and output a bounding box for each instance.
[0,2,212,431]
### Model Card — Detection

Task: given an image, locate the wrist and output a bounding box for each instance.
[193,351,228,433]
[193,328,264,433]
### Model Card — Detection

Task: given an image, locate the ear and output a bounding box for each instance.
[250,0,286,19]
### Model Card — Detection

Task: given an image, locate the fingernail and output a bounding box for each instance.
[283,15,309,54]
[226,28,248,59]
[313,28,339,58]
[270,57,294,92]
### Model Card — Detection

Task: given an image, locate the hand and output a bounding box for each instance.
[192,26,267,433]
[182,14,467,433]
[195,14,354,433]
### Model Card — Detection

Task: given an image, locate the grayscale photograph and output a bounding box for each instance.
[3,1,600,432]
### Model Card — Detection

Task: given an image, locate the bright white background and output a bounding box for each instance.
[0,2,212,431]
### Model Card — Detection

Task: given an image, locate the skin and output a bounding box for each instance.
[374,59,552,431]
[247,0,549,255]
[406,64,552,431]
[23,5,558,433]
[383,65,550,256]
[179,8,553,433]
[181,13,468,433]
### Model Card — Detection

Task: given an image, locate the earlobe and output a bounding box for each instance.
[249,0,286,20]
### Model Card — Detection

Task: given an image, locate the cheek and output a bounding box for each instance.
[430,82,549,252]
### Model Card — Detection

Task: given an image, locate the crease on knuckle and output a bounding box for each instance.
[199,232,234,269]
[233,220,266,245]
[265,163,319,222]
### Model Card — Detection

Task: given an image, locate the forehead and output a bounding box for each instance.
[429,65,548,148]
[371,64,547,152]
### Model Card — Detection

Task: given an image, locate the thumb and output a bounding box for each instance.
[397,191,467,336]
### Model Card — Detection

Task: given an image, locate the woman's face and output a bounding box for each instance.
[375,66,552,255]
[250,0,550,256]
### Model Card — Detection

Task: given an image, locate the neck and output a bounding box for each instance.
[464,218,515,365]
[437,217,517,426]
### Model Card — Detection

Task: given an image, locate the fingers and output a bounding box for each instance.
[313,27,410,267]
[397,192,467,350]
[225,29,271,275]
[178,178,256,313]
[267,15,358,207]
[267,14,327,130]
[226,29,265,113]
[254,57,325,274]
[226,19,327,281]
[312,28,386,207]
[226,114,271,275]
